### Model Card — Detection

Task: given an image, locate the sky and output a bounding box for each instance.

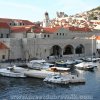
[0,0,99,22]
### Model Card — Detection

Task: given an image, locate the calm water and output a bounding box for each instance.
[0,67,100,100]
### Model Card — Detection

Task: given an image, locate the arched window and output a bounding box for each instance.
[63,45,74,55]
[50,45,62,56]
[75,44,85,54]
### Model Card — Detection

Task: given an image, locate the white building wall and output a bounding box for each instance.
[26,38,95,59]
[0,28,10,34]
[96,40,100,49]
[10,32,26,38]
[0,28,10,38]
[9,38,24,59]
[0,27,97,60]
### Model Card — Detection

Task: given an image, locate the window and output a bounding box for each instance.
[34,35,36,38]
[63,33,64,36]
[60,33,61,35]
[1,34,3,38]
[48,35,50,37]
[45,49,46,52]
[10,23,11,25]
[20,23,22,26]
[7,34,9,38]
[44,35,46,38]
[57,33,58,35]
[2,55,5,59]
[14,23,16,26]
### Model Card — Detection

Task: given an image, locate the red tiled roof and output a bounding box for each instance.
[21,20,35,25]
[42,27,61,33]
[33,29,41,33]
[0,18,13,23]
[0,18,35,25]
[96,36,100,40]
[68,26,92,32]
[11,25,41,33]
[11,26,26,33]
[0,22,10,29]
[0,42,9,49]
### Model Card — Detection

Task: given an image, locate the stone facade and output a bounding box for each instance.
[0,18,98,61]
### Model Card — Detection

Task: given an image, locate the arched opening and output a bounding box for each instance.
[75,44,85,54]
[50,45,62,56]
[63,45,74,55]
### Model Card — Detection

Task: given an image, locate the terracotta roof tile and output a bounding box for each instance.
[0,22,10,29]
[0,18,13,23]
[68,26,92,32]
[42,27,61,33]
[11,26,26,33]
[0,18,35,25]
[11,25,41,33]
[0,42,9,49]
[21,20,35,25]
[96,36,100,40]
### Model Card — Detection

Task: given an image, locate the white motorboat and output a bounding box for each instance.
[43,74,69,84]
[24,69,57,79]
[75,62,97,70]
[86,57,100,62]
[27,59,54,69]
[68,74,85,83]
[43,73,85,84]
[23,67,70,79]
[12,64,70,79]
[12,65,29,73]
[0,67,26,78]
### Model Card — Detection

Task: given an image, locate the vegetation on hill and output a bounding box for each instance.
[88,6,100,20]
[90,6,100,11]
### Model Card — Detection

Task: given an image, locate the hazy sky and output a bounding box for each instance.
[0,0,99,22]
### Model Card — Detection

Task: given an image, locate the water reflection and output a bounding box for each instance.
[0,66,100,100]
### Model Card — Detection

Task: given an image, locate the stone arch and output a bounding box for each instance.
[50,45,62,56]
[75,44,85,54]
[63,45,74,55]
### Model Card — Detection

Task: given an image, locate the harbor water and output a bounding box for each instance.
[0,66,100,100]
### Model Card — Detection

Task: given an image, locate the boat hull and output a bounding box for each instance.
[0,68,26,78]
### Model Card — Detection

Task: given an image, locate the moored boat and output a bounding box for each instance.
[43,73,85,84]
[75,62,97,70]
[27,59,54,69]
[23,67,70,78]
[0,67,26,78]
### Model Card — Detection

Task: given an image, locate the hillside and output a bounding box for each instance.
[87,6,100,20]
[90,6,100,11]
